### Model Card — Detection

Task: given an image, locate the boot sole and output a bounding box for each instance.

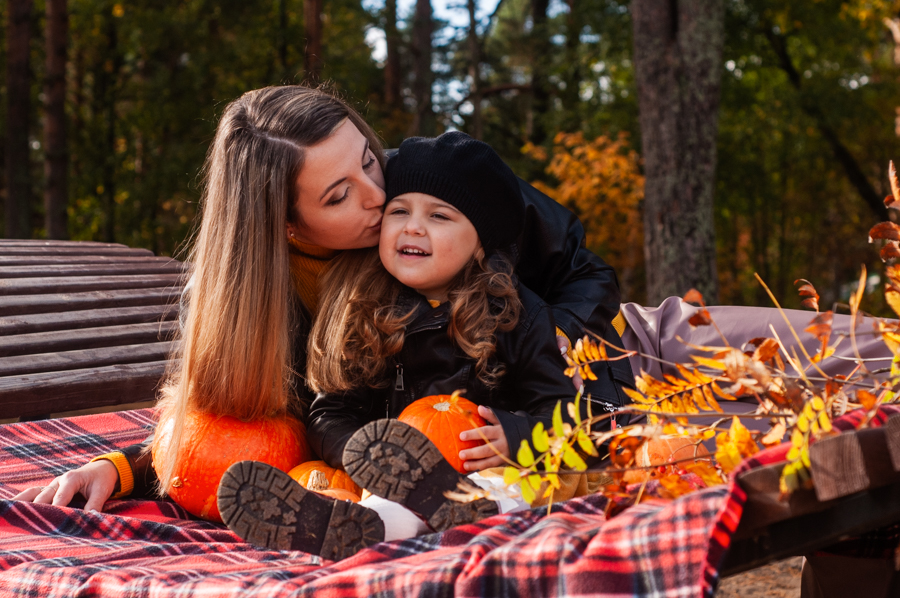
[217,460,384,560]
[342,419,499,532]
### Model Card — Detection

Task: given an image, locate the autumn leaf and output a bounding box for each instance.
[795,279,820,312]
[857,389,878,411]
[715,416,759,474]
[881,241,900,261]
[688,308,712,327]
[750,338,780,363]
[658,473,696,499]
[804,311,833,343]
[869,221,900,242]
[683,288,705,306]
[760,422,787,447]
[890,160,900,206]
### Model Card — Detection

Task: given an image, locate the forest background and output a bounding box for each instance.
[3,0,900,311]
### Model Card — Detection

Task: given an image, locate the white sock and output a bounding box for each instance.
[358,473,529,542]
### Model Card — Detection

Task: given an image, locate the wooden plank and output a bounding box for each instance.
[0,321,179,358]
[721,481,900,577]
[0,274,182,294]
[0,287,183,316]
[0,342,175,376]
[0,255,179,267]
[0,240,130,248]
[0,361,172,420]
[0,246,153,257]
[0,261,185,279]
[0,304,178,335]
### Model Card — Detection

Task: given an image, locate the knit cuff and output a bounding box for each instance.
[90,452,135,499]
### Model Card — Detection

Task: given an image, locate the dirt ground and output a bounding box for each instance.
[715,557,803,597]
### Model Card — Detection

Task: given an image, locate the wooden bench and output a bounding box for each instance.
[0,239,184,421]
[722,413,900,595]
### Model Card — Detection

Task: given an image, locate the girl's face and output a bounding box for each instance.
[379,192,481,302]
[288,120,386,249]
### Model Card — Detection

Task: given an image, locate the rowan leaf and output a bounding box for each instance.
[751,338,780,363]
[517,440,535,468]
[691,355,728,371]
[532,423,550,453]
[552,401,565,437]
[688,308,712,327]
[503,466,521,486]
[520,477,536,504]
[869,221,900,242]
[890,160,900,205]
[805,311,833,343]
[562,445,587,470]
[858,389,878,411]
[683,288,705,306]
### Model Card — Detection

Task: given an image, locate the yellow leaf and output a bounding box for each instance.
[545,472,560,489]
[582,363,598,381]
[691,355,728,371]
[532,423,550,453]
[575,338,587,363]
[528,473,542,489]
[818,411,832,432]
[624,387,654,405]
[552,401,565,437]
[503,466,521,486]
[562,446,587,470]
[520,478,536,504]
[576,430,597,456]
[517,440,535,468]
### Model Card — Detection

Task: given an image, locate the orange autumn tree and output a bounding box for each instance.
[524,132,645,297]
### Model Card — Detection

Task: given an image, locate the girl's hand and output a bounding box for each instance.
[557,335,583,390]
[458,405,510,471]
[12,459,120,512]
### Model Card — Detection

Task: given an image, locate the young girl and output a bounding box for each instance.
[216,132,586,560]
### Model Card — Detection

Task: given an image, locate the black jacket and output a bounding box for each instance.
[307,285,581,468]
[125,180,633,497]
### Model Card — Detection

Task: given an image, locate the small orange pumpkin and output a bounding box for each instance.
[289,460,362,496]
[303,470,362,503]
[398,393,487,473]
[623,436,711,484]
[152,410,312,522]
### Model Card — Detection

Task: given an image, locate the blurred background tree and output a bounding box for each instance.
[1,0,898,312]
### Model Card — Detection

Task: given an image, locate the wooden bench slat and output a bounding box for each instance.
[0,246,154,257]
[0,342,175,376]
[0,360,173,419]
[0,261,185,279]
[0,255,179,267]
[0,305,178,335]
[0,274,182,294]
[0,321,178,358]
[0,288,183,317]
[0,240,132,248]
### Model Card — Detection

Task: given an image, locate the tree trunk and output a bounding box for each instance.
[277,0,288,78]
[304,0,322,83]
[44,0,68,239]
[529,0,550,144]
[467,0,482,139]
[5,0,33,239]
[632,0,724,305]
[97,10,119,243]
[408,0,434,136]
[384,0,401,106]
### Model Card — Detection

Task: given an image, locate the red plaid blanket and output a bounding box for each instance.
[0,407,894,597]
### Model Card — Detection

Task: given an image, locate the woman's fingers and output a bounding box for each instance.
[12,460,118,513]
[462,453,506,471]
[459,423,501,443]
[11,486,42,502]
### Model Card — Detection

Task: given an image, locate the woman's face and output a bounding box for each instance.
[288,119,386,249]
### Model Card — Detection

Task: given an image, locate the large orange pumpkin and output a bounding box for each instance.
[289,460,362,496]
[397,393,487,473]
[623,436,711,484]
[152,410,311,522]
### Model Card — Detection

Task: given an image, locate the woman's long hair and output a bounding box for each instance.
[307,248,522,394]
[152,86,384,494]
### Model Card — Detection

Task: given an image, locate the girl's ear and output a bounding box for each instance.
[474,245,485,263]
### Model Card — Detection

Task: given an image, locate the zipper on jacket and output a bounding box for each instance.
[395,364,405,391]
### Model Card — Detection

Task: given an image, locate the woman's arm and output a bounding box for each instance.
[514,179,620,338]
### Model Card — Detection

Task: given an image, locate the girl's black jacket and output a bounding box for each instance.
[307,284,581,469]
[120,179,634,496]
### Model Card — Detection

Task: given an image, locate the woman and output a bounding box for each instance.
[13,84,632,512]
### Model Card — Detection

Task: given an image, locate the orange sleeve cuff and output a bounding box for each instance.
[90,451,135,499]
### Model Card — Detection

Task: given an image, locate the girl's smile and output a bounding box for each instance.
[379,192,480,302]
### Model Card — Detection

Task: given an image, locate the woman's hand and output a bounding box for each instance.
[557,335,583,390]
[12,459,119,512]
[458,406,510,471]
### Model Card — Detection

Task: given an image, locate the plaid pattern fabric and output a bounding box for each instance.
[0,407,895,597]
